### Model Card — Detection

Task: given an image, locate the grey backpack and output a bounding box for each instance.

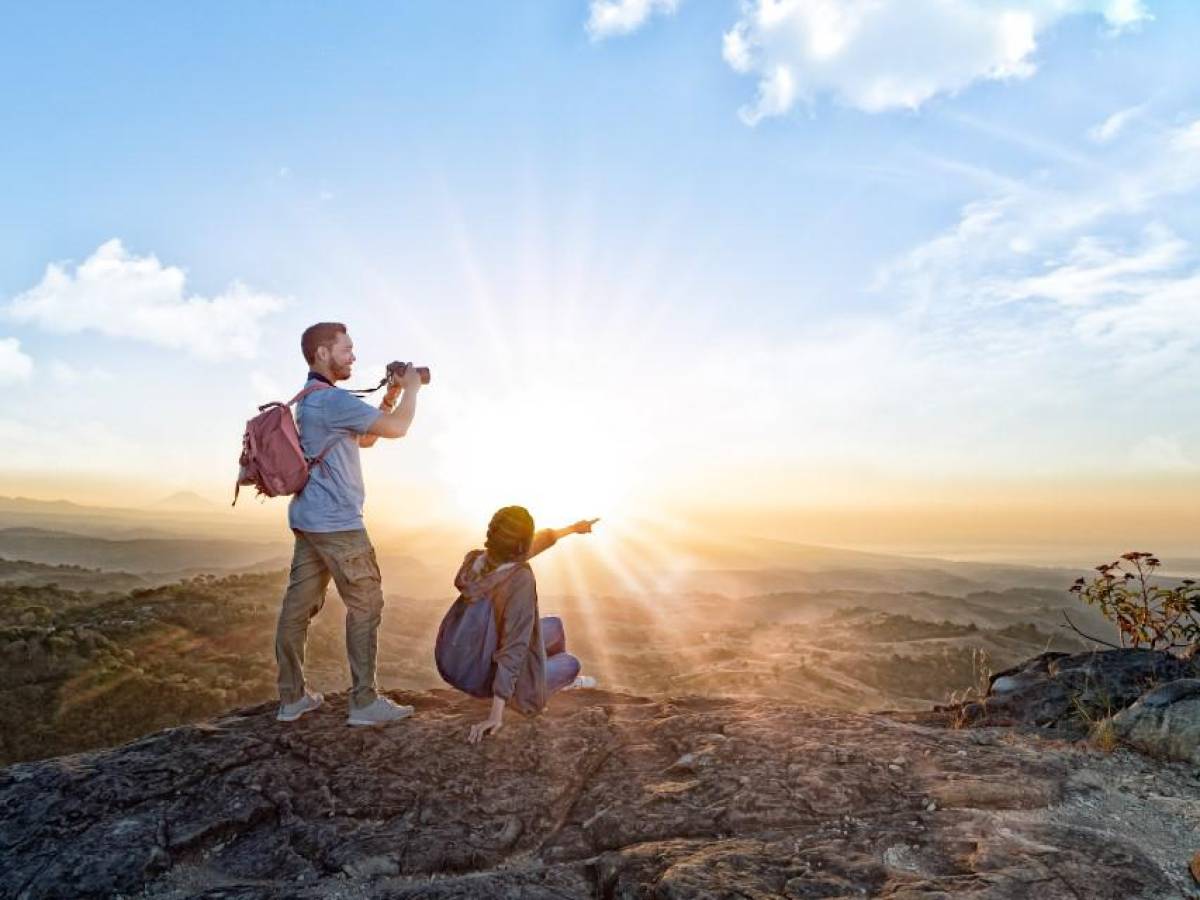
[434,556,522,697]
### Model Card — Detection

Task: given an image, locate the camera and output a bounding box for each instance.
[386,360,431,385]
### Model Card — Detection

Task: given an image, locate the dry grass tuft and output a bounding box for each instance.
[1090,717,1120,753]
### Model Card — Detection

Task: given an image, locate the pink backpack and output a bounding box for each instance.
[232,383,334,505]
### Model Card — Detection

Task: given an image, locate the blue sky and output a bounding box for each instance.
[0,1,1197,541]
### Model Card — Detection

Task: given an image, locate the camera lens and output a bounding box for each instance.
[386,361,431,385]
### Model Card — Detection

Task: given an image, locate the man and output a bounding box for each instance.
[275,322,423,726]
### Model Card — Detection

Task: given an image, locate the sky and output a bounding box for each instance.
[0,1,1197,556]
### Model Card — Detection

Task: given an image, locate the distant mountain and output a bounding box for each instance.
[149,491,218,511]
[0,496,1160,597]
[1160,557,1200,577]
[0,493,280,542]
[523,530,1089,598]
[0,495,90,514]
[0,527,288,577]
[0,558,147,591]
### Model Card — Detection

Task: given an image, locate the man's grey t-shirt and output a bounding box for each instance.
[288,379,382,533]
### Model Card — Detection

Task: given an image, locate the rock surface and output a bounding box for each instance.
[1112,678,1200,766]
[946,649,1198,735]
[3,689,1198,899]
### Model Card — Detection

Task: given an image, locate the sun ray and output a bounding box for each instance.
[581,521,714,693]
[431,182,520,394]
[556,541,620,691]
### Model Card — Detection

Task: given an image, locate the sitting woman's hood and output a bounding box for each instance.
[454,550,527,601]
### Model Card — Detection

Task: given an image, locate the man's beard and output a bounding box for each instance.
[333,362,352,381]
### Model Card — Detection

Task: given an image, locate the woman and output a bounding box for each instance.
[457,505,598,744]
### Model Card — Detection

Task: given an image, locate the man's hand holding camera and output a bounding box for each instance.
[383,361,425,411]
[363,361,428,444]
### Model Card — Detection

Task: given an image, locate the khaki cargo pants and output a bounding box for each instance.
[276,528,384,709]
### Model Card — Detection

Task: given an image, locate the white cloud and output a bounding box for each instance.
[0,337,33,384]
[50,360,80,385]
[587,0,680,40]
[1074,269,1200,365]
[49,360,113,386]
[844,116,1200,474]
[724,0,1151,124]
[1102,0,1153,30]
[6,239,286,360]
[1088,103,1145,143]
[878,118,1200,313]
[1000,224,1190,308]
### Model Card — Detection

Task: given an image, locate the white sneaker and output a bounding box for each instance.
[567,675,598,690]
[347,696,415,727]
[277,691,324,722]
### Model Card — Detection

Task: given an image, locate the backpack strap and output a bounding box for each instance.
[308,436,340,470]
[288,382,342,471]
[287,382,333,406]
[250,382,332,414]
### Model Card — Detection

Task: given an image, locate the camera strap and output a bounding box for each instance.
[304,369,385,397]
[345,377,387,397]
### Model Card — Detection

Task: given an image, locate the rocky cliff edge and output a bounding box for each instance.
[3,685,1198,899]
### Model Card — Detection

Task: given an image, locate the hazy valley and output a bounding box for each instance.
[0,495,1142,767]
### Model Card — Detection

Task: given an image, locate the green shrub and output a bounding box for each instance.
[1070,552,1199,652]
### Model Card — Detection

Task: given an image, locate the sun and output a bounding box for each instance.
[431,382,640,530]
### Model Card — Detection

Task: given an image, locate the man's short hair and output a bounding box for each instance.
[301,322,347,365]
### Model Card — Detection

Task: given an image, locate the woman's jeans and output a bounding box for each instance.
[542,616,581,694]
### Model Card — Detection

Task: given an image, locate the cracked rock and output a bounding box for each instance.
[0,687,1190,898]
